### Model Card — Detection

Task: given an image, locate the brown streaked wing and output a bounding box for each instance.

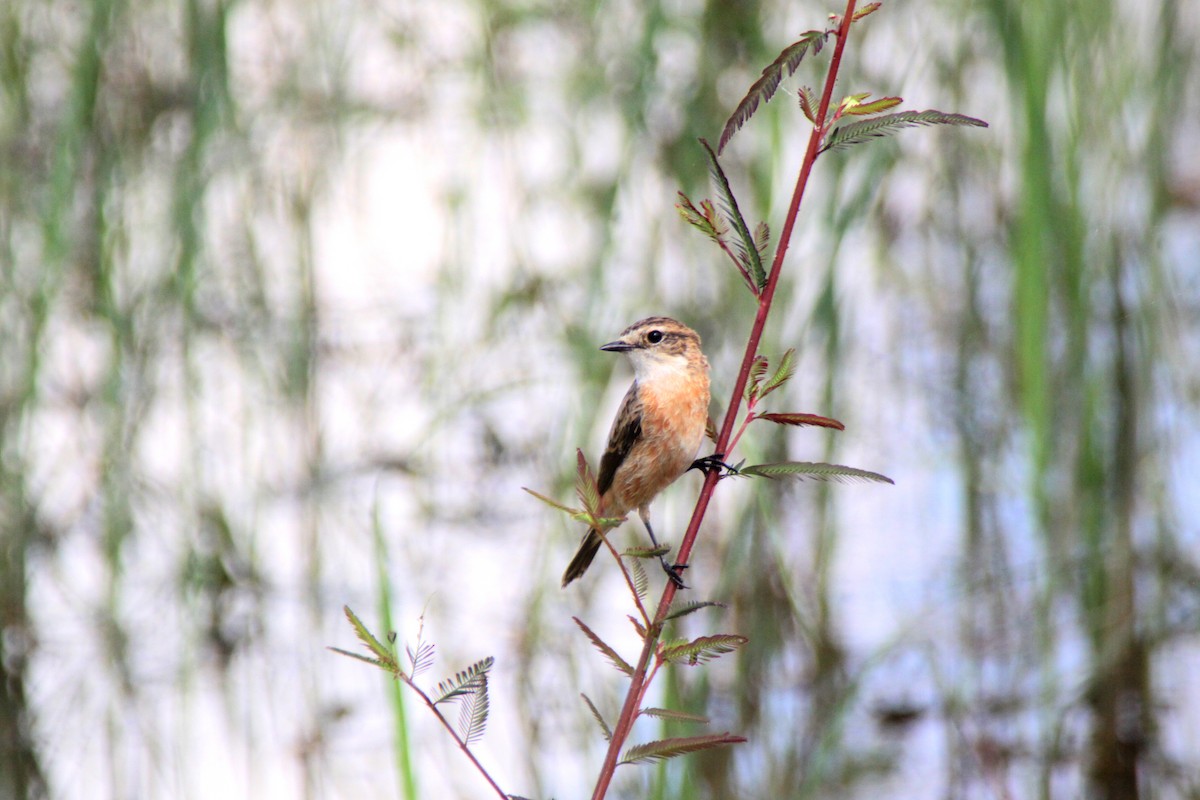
[597,383,643,497]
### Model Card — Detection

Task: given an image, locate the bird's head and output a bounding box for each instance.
[600,316,705,382]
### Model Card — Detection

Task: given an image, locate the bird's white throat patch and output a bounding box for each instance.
[627,350,691,384]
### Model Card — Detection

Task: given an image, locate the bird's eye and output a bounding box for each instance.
[647,330,664,344]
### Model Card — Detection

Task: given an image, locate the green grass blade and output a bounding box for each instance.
[372,498,418,800]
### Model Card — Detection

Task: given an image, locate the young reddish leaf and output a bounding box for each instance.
[753,221,770,263]
[745,355,769,402]
[575,449,601,515]
[756,412,845,430]
[677,189,757,294]
[581,693,613,742]
[675,192,727,241]
[798,86,819,124]
[718,29,831,153]
[620,733,747,765]
[853,2,882,21]
[573,616,634,676]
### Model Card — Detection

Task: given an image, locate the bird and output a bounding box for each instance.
[562,316,711,588]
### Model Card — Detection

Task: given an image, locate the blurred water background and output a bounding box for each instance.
[1,0,1198,798]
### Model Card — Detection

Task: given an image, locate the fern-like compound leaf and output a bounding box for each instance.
[844,94,902,116]
[629,557,648,600]
[522,486,577,515]
[623,544,671,559]
[406,637,436,679]
[664,600,727,622]
[341,605,396,667]
[660,634,749,666]
[753,221,771,264]
[745,355,770,403]
[573,616,634,676]
[821,109,987,153]
[700,139,764,292]
[756,412,845,431]
[719,29,831,153]
[798,85,819,124]
[327,647,393,672]
[620,733,747,765]
[433,656,495,704]
[759,348,796,397]
[640,707,711,725]
[675,193,726,242]
[581,693,613,742]
[738,461,894,484]
[575,449,602,516]
[455,672,490,745]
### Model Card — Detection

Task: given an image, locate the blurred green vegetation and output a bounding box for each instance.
[1,0,1197,799]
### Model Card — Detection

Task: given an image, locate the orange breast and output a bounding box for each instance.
[605,370,709,515]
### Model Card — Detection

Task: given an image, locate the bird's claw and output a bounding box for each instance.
[689,453,737,476]
[661,559,689,590]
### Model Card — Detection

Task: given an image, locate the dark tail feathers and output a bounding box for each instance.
[561,529,602,587]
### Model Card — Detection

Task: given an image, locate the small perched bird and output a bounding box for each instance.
[562,316,711,588]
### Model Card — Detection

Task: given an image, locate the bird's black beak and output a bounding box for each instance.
[600,340,634,352]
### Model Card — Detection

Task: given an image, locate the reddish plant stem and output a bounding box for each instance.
[597,528,652,625]
[589,3,859,798]
[409,681,509,799]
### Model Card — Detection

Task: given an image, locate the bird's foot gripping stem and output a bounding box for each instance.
[661,560,688,590]
[643,518,690,589]
[689,453,738,476]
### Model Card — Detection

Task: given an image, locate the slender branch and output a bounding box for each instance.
[597,528,652,625]
[727,410,757,455]
[406,678,510,800]
[589,3,860,797]
[716,239,760,295]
